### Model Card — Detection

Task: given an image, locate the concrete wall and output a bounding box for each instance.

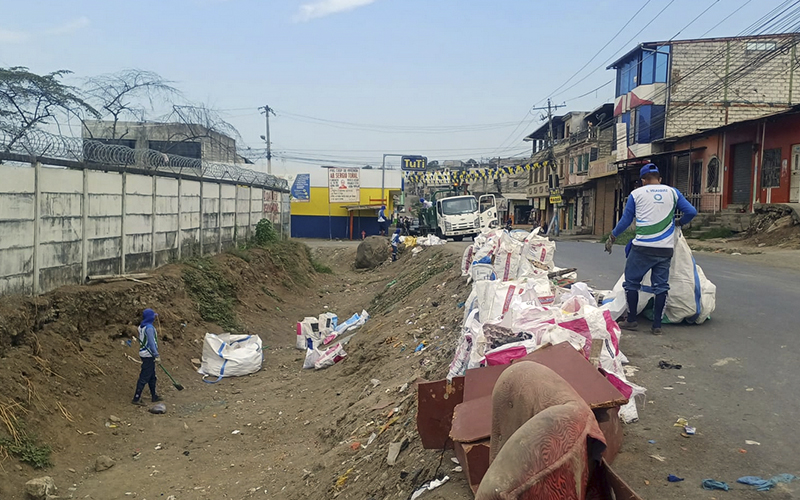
[0,163,287,296]
[667,37,799,138]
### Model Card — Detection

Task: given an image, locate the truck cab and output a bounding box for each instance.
[418,191,497,241]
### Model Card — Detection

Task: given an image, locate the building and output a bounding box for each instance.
[524,105,615,235]
[466,159,530,224]
[290,168,402,239]
[82,120,248,164]
[608,33,800,210]
[668,105,800,211]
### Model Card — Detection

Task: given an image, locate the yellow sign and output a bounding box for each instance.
[549,195,562,204]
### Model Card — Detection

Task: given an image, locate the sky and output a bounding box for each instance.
[0,0,786,176]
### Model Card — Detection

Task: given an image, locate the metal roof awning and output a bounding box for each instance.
[500,193,530,201]
[613,146,707,166]
[341,204,383,211]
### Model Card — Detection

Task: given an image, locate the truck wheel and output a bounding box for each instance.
[453,235,464,242]
[435,228,444,240]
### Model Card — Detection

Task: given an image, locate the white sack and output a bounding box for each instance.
[200,333,263,381]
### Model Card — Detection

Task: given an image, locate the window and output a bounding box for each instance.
[640,51,655,85]
[636,106,652,144]
[590,147,599,162]
[148,140,202,159]
[761,148,782,188]
[570,157,574,174]
[706,157,720,192]
[746,41,777,51]
[655,46,670,83]
[513,181,518,188]
[583,153,590,172]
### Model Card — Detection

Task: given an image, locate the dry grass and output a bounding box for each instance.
[56,402,74,423]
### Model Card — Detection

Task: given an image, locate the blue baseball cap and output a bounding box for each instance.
[640,163,660,178]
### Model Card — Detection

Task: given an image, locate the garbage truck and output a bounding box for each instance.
[418,190,498,241]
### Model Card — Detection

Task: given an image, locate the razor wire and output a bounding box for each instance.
[0,128,288,191]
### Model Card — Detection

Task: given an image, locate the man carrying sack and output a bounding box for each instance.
[133,308,162,404]
[605,163,697,335]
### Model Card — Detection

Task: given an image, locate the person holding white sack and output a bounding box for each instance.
[605,163,697,335]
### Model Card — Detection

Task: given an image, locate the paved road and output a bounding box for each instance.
[555,242,800,498]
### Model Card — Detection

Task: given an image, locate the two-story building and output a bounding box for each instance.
[608,33,800,211]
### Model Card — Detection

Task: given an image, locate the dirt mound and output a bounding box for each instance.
[0,241,328,498]
[743,205,800,248]
[355,235,390,269]
[0,241,475,500]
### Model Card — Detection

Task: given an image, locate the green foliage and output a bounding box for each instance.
[0,432,52,469]
[182,258,237,330]
[0,66,99,149]
[254,218,279,246]
[312,261,333,274]
[600,229,635,246]
[697,227,735,240]
[227,246,251,262]
[301,244,333,274]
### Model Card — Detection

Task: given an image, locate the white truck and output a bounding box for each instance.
[420,191,498,241]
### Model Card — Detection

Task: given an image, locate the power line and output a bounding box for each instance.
[671,0,721,40]
[701,0,755,37]
[544,0,654,100]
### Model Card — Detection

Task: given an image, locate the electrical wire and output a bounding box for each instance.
[701,0,755,37]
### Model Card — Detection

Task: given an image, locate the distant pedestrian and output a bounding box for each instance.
[540,220,548,234]
[133,308,162,404]
[606,163,697,335]
[420,198,433,209]
[377,205,388,236]
[391,228,401,261]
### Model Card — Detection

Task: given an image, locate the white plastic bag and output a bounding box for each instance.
[314,343,347,369]
[461,246,475,277]
[523,233,556,270]
[199,333,263,382]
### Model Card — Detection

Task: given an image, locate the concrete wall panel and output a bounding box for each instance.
[0,163,287,296]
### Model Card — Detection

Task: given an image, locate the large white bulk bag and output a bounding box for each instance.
[601,231,716,325]
[199,333,263,383]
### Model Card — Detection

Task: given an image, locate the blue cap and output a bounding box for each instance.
[640,163,659,178]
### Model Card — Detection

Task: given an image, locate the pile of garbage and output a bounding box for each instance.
[295,310,370,370]
[452,228,645,423]
[401,234,446,256]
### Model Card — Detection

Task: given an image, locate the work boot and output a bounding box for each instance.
[651,327,663,336]
[152,395,163,403]
[131,398,144,406]
[618,320,639,331]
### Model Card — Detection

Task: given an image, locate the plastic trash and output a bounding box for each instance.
[410,476,450,500]
[738,474,796,491]
[702,479,729,491]
[149,403,166,414]
[668,475,684,482]
[658,360,682,369]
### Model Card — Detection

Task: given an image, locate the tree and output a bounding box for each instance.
[159,104,243,161]
[0,66,98,152]
[83,69,181,140]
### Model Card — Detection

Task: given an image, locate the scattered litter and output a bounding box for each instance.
[702,479,730,491]
[452,466,463,473]
[731,252,742,255]
[370,378,381,388]
[399,383,409,393]
[650,454,666,462]
[674,418,689,427]
[744,440,761,446]
[648,440,656,444]
[410,476,450,499]
[414,343,426,352]
[658,361,682,369]
[451,457,460,465]
[712,357,738,367]
[155,443,162,451]
[677,375,685,379]
[149,403,166,415]
[739,449,748,454]
[681,433,691,438]
[684,426,696,435]
[231,430,241,435]
[334,468,354,491]
[387,442,402,466]
[737,474,796,491]
[663,387,674,390]
[746,387,755,392]
[667,475,684,482]
[349,442,360,451]
[367,433,377,447]
[457,302,465,308]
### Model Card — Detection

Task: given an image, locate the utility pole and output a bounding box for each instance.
[528,98,565,235]
[259,105,276,175]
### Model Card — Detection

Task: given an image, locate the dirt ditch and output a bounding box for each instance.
[0,240,474,499]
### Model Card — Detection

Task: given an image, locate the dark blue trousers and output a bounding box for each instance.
[134,357,158,401]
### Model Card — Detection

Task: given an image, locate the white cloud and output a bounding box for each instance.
[0,28,31,44]
[295,0,377,22]
[46,16,91,36]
